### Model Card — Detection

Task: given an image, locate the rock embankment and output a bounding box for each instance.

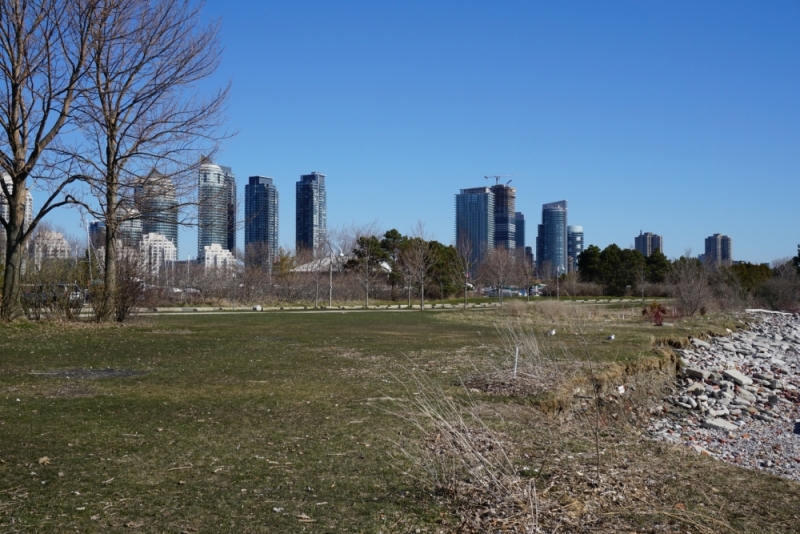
[647,310,800,481]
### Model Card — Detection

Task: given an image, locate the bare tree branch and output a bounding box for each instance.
[0,0,96,320]
[73,0,229,321]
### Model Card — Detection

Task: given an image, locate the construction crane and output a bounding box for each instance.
[484,174,526,186]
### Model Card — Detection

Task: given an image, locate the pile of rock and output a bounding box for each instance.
[646,310,800,481]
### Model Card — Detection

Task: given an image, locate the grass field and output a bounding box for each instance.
[1,305,799,533]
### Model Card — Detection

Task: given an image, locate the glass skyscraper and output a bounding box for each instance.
[245,176,279,264]
[295,172,326,254]
[198,161,235,260]
[222,166,236,253]
[490,184,516,250]
[135,170,178,249]
[455,187,495,266]
[567,225,584,273]
[117,206,142,249]
[89,221,106,250]
[514,212,525,251]
[536,200,568,277]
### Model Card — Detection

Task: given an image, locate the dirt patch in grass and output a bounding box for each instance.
[29,368,147,379]
[45,383,97,398]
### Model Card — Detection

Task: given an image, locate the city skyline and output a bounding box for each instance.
[29,2,799,264]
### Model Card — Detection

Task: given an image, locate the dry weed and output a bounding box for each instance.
[387,366,545,532]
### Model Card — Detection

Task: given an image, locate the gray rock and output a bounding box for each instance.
[723,369,753,386]
[686,368,711,380]
[702,418,739,432]
[692,338,712,350]
[687,383,706,395]
[738,389,757,402]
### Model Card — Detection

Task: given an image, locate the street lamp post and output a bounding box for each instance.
[329,251,342,308]
[556,265,563,301]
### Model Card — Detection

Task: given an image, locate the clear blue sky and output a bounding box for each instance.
[50,0,800,263]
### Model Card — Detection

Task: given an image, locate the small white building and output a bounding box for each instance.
[142,232,177,275]
[203,243,235,271]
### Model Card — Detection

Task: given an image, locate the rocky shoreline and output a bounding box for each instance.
[646,310,800,481]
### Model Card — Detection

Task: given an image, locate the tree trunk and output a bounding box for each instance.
[99,178,119,322]
[1,222,25,321]
[419,280,424,311]
[99,225,117,322]
[1,183,28,321]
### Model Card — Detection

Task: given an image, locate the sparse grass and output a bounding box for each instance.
[0,307,797,532]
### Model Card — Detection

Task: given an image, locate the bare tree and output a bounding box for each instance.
[345,223,388,308]
[479,246,518,306]
[515,249,536,302]
[74,0,227,321]
[400,222,436,310]
[0,0,96,320]
[755,258,799,311]
[451,235,478,309]
[669,251,711,316]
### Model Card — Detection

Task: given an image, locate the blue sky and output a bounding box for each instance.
[49,0,800,263]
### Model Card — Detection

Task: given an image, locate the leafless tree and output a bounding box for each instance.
[669,251,711,316]
[755,258,799,311]
[400,222,436,310]
[0,0,97,320]
[345,223,387,307]
[479,246,519,306]
[451,235,478,309]
[73,0,228,320]
[515,250,536,302]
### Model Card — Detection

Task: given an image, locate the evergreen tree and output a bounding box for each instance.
[646,248,670,283]
[577,244,602,283]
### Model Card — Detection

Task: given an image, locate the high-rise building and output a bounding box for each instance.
[244,176,279,264]
[89,221,106,250]
[222,166,236,252]
[567,225,584,273]
[118,207,142,249]
[704,233,732,264]
[135,170,178,249]
[198,161,235,260]
[514,212,525,251]
[535,200,568,277]
[141,232,177,275]
[490,184,516,250]
[455,187,495,266]
[634,231,663,257]
[295,172,326,254]
[524,246,534,267]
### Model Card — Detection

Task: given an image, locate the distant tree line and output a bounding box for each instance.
[575,243,799,313]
